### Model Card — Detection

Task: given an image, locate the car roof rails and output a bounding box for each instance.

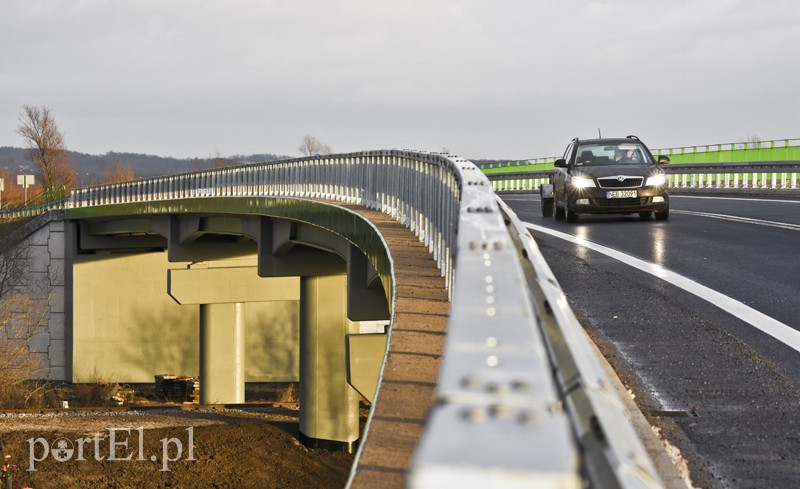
[626,135,640,141]
[572,136,580,143]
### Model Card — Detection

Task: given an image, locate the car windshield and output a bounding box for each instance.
[574,143,653,166]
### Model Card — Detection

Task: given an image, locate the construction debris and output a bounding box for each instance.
[154,374,199,403]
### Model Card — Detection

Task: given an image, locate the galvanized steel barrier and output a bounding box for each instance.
[652,138,800,164]
[486,162,800,192]
[0,151,660,487]
[662,161,800,190]
[477,138,800,171]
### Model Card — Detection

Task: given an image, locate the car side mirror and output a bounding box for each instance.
[554,158,568,168]
[657,156,670,165]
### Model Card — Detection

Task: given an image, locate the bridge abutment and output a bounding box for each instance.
[0,213,68,381]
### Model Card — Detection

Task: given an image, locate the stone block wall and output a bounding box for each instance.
[0,213,67,380]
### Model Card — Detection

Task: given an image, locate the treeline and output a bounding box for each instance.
[0,147,289,206]
[0,147,288,184]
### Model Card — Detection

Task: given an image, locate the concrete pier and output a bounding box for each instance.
[299,274,360,452]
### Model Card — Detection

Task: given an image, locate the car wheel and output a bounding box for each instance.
[655,208,669,221]
[542,197,554,217]
[565,200,578,223]
[639,211,653,219]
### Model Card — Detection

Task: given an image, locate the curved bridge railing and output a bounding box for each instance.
[0,151,660,488]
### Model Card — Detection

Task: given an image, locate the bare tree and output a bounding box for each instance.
[16,105,75,192]
[298,135,332,156]
[211,151,239,169]
[95,160,135,184]
[738,135,762,150]
[0,244,51,408]
[0,243,25,301]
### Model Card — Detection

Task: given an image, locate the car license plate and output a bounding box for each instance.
[606,190,637,199]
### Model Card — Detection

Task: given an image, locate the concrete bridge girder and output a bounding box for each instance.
[79,217,168,251]
[169,215,259,262]
[67,196,395,302]
[77,211,389,320]
[79,213,385,300]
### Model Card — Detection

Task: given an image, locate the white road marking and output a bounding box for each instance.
[504,194,800,204]
[501,194,800,229]
[523,221,800,354]
[671,210,800,231]
[671,195,800,204]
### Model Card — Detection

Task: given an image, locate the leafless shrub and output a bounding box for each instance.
[0,243,58,409]
[298,135,332,157]
[737,135,761,150]
[69,382,120,408]
[0,292,53,409]
[277,383,299,403]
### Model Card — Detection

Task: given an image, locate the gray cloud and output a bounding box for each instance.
[1,0,798,160]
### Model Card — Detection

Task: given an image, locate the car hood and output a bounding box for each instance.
[575,164,656,178]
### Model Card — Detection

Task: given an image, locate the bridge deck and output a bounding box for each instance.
[338,204,449,489]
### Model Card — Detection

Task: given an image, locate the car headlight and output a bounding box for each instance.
[570,176,596,189]
[646,173,666,187]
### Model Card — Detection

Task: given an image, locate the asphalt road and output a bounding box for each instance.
[501,192,800,489]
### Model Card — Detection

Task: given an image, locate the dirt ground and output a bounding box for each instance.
[0,406,355,489]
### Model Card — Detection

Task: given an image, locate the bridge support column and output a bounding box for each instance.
[168,265,299,405]
[199,302,245,404]
[299,274,360,452]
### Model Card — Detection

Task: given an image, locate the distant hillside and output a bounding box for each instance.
[0,147,290,186]
[0,147,513,188]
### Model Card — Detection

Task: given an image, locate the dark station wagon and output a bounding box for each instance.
[541,135,669,222]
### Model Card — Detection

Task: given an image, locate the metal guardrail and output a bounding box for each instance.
[662,161,800,190]
[0,151,659,487]
[409,190,661,488]
[477,138,800,170]
[0,186,69,220]
[0,197,69,219]
[652,138,800,164]
[486,162,800,192]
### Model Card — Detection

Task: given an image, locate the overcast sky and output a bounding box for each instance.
[1,1,798,161]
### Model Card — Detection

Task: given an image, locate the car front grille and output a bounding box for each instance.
[597,177,644,189]
[599,197,650,207]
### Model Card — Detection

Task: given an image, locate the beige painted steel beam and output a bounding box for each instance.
[346,332,388,403]
[168,266,299,304]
